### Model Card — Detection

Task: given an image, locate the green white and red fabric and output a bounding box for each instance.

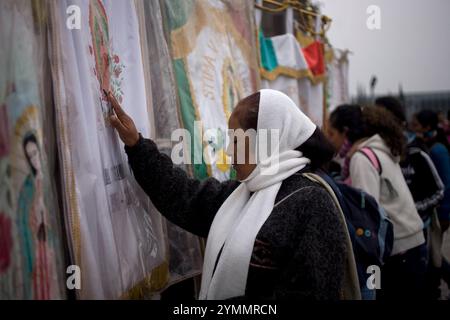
[259,32,325,127]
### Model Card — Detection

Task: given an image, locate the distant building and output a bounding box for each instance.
[353,91,450,120]
[401,91,450,120]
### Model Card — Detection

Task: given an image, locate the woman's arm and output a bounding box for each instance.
[125,136,238,237]
[106,91,239,237]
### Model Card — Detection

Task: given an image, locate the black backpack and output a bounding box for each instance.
[318,172,394,297]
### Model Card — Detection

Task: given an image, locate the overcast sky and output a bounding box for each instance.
[319,0,450,96]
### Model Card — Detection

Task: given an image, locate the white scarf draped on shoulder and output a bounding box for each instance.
[199,89,317,300]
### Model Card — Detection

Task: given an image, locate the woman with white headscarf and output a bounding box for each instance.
[107,89,349,300]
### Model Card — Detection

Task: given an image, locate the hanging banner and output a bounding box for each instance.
[327,49,350,112]
[162,0,260,181]
[0,0,66,300]
[48,0,166,299]
[259,32,325,127]
[138,0,203,289]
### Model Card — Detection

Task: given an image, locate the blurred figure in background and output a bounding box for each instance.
[411,110,450,298]
[376,97,445,299]
[411,110,450,231]
[437,111,450,145]
[328,105,427,300]
[375,97,444,227]
[326,105,365,183]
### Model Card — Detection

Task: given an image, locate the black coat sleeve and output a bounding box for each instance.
[125,135,240,238]
[408,151,444,214]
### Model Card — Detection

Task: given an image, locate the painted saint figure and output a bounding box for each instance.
[17,132,54,299]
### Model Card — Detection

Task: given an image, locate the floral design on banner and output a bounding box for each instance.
[88,0,125,109]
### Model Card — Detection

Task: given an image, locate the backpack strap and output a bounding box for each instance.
[302,173,362,300]
[358,147,382,175]
[273,186,308,208]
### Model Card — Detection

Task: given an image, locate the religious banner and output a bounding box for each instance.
[162,0,260,181]
[48,0,166,299]
[0,0,66,299]
[138,0,203,290]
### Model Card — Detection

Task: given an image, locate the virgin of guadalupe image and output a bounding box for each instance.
[17,131,55,299]
[89,0,111,98]
[210,61,243,175]
[222,61,243,120]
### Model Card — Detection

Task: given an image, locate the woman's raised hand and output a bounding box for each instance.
[106,91,140,147]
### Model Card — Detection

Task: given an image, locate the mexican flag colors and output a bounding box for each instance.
[259,30,328,128]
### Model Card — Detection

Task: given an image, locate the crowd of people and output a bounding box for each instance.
[327,98,450,299]
[107,89,449,300]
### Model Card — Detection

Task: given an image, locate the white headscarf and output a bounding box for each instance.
[199,89,317,299]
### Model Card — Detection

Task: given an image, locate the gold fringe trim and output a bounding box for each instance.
[324,48,334,64]
[296,31,315,48]
[260,66,326,85]
[120,262,170,299]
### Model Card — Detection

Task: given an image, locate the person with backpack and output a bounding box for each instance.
[106,89,359,300]
[313,167,393,300]
[328,105,427,300]
[324,106,394,300]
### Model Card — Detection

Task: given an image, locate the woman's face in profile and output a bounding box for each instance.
[25,140,41,175]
